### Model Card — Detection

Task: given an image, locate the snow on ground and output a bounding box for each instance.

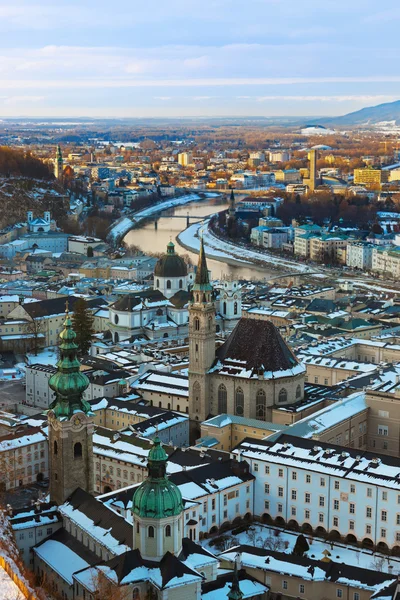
[178,220,316,274]
[202,524,400,575]
[108,193,202,241]
[0,568,25,599]
[26,346,58,367]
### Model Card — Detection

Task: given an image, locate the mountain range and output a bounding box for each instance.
[320,100,400,126]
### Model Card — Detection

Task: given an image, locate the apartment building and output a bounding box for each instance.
[346,242,374,270]
[234,434,400,552]
[0,427,48,490]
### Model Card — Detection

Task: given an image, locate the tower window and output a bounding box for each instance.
[53,441,58,456]
[223,301,227,315]
[296,384,301,399]
[218,384,227,414]
[114,314,119,325]
[167,280,171,289]
[157,279,160,287]
[194,317,200,331]
[234,301,238,315]
[165,525,171,537]
[193,382,201,413]
[179,279,183,288]
[148,526,155,538]
[74,443,83,459]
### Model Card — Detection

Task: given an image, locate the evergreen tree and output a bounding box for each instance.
[292,534,310,556]
[72,298,94,356]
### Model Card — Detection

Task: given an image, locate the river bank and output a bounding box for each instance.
[108,192,219,244]
[177,220,318,276]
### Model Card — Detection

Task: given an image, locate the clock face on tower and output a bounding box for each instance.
[73,416,82,427]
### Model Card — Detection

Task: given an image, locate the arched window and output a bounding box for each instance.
[156,279,160,287]
[53,441,58,455]
[235,388,244,416]
[234,301,238,315]
[114,314,119,325]
[148,526,155,538]
[132,588,140,600]
[194,317,200,331]
[193,381,201,414]
[165,525,171,537]
[218,384,227,414]
[167,280,171,289]
[208,316,212,330]
[296,384,301,399]
[223,301,227,315]
[179,279,183,288]
[114,332,119,343]
[256,389,266,420]
[279,388,287,403]
[74,442,82,459]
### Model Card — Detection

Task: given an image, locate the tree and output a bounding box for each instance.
[292,534,310,556]
[26,317,44,356]
[71,298,94,356]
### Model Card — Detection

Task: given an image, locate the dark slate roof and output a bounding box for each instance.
[169,458,254,492]
[179,537,217,562]
[99,548,200,589]
[111,289,166,311]
[63,488,132,549]
[169,290,191,309]
[201,568,262,596]
[22,295,104,318]
[306,298,337,313]
[154,253,187,278]
[215,317,298,372]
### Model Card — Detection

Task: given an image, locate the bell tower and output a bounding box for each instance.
[48,305,94,506]
[188,238,215,435]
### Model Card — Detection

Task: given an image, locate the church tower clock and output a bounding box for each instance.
[188,238,216,436]
[48,305,94,506]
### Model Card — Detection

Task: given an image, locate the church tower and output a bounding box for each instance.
[54,145,63,181]
[132,438,183,561]
[188,238,216,433]
[48,305,94,506]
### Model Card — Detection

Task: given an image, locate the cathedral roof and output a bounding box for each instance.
[154,241,188,278]
[168,289,191,308]
[214,317,302,377]
[110,289,166,312]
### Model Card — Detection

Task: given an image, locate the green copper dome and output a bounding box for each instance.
[48,305,92,419]
[132,437,183,519]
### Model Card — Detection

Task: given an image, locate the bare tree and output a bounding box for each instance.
[90,570,132,600]
[26,317,44,357]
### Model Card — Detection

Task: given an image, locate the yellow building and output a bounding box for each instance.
[354,168,389,186]
[199,414,286,451]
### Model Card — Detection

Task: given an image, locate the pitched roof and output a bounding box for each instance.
[22,296,104,319]
[215,317,299,374]
[111,290,166,312]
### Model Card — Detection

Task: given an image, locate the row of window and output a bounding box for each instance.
[215,384,301,417]
[277,580,359,599]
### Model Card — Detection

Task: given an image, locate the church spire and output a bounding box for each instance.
[194,236,212,290]
[228,558,243,600]
[48,304,92,419]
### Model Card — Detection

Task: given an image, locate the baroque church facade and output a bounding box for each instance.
[188,240,306,433]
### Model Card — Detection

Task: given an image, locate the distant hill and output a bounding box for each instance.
[320,100,400,126]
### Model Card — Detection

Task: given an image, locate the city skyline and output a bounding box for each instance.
[0,0,400,117]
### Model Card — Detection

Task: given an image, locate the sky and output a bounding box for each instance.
[0,0,399,118]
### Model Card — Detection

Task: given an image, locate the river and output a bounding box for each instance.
[123,196,270,280]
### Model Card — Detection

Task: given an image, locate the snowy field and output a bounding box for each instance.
[108,193,203,241]
[0,567,25,599]
[202,523,400,575]
[179,221,317,274]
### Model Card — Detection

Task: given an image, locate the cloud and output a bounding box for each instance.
[3,95,45,104]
